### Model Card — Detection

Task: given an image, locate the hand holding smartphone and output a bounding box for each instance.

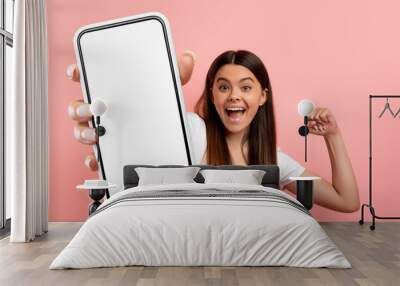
[73,12,194,196]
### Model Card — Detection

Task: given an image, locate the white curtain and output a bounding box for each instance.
[9,0,48,242]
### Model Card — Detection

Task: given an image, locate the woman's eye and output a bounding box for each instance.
[218,85,229,92]
[242,86,252,92]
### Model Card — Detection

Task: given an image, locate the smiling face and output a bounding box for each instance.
[211,64,267,137]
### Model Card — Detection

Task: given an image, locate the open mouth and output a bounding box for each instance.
[225,107,246,122]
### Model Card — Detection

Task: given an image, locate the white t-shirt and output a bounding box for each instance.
[186,112,305,187]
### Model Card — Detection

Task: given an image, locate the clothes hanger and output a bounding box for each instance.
[378,97,396,118]
[393,104,400,118]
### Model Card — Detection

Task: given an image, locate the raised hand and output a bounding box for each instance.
[307,107,339,137]
[67,50,196,171]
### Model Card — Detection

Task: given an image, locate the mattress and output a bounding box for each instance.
[50,183,351,269]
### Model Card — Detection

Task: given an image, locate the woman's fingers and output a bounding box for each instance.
[74,122,97,145]
[307,113,325,133]
[308,108,320,121]
[308,107,327,123]
[307,121,316,128]
[68,99,93,122]
[84,152,98,171]
[178,50,196,85]
[309,123,325,133]
[66,64,80,82]
[67,64,97,169]
[318,109,329,123]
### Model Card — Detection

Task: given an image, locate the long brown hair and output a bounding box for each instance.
[194,50,277,165]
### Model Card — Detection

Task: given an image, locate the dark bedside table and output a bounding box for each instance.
[77,183,116,215]
[289,176,320,210]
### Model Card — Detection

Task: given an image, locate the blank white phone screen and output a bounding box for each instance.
[77,16,192,195]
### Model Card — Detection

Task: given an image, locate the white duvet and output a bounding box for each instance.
[50,183,351,269]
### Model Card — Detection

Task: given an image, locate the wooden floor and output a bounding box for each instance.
[0,222,399,286]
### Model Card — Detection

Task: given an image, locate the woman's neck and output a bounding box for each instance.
[225,129,249,165]
[225,128,249,148]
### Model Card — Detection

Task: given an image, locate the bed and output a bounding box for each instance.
[50,165,351,269]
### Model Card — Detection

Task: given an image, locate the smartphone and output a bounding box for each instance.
[74,12,194,197]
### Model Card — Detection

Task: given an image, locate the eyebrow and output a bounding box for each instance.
[216,77,254,83]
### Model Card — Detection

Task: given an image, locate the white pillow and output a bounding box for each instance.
[135,167,201,186]
[200,169,266,185]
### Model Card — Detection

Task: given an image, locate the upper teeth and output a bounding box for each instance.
[226,107,245,111]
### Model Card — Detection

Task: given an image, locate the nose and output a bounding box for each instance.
[227,88,241,101]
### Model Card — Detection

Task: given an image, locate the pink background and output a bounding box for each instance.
[47,0,400,222]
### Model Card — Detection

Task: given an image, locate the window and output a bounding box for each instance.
[0,0,14,236]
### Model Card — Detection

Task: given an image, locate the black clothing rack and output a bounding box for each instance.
[359,95,400,230]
